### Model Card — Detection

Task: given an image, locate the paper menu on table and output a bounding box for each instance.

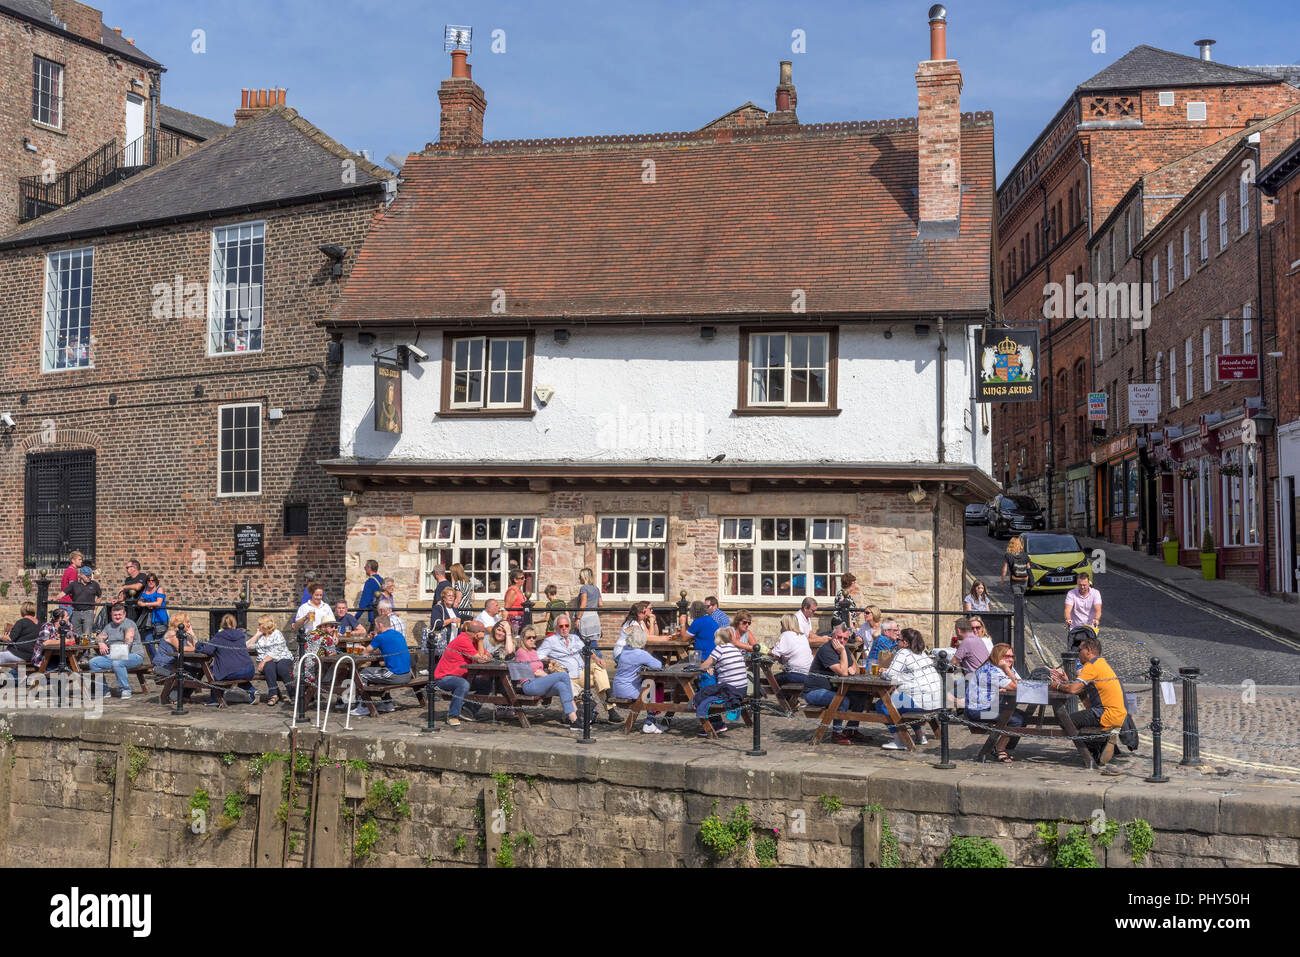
[1016,680,1049,705]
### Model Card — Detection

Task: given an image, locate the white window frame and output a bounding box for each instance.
[1126,206,1135,257]
[42,246,94,373]
[1110,229,1119,277]
[747,331,831,408]
[217,402,262,498]
[419,516,538,599]
[1169,349,1177,406]
[1199,210,1209,263]
[1222,320,1231,356]
[1243,303,1253,354]
[1202,328,1212,393]
[32,55,63,129]
[1240,176,1250,234]
[719,516,845,602]
[1182,227,1191,280]
[1155,352,1163,388]
[1166,240,1175,292]
[208,221,265,356]
[1185,337,1194,400]
[1218,192,1229,250]
[1152,254,1159,304]
[596,515,668,600]
[1243,444,1260,545]
[449,335,528,410]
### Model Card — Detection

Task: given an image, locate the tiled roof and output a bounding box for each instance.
[1238,65,1300,89]
[0,107,391,250]
[1078,45,1279,92]
[158,104,230,142]
[331,116,995,324]
[0,0,161,67]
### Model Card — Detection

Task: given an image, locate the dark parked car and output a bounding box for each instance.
[964,503,988,525]
[987,494,1045,539]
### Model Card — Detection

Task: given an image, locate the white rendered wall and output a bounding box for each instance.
[340,324,987,468]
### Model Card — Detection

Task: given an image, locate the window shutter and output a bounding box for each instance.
[25,450,96,567]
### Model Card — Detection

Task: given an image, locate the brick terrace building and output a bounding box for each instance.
[993,43,1300,533]
[1259,133,1300,596]
[1128,110,1300,590]
[0,96,393,630]
[320,13,999,639]
[0,0,166,236]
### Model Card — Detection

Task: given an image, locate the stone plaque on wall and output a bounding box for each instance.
[573,523,594,544]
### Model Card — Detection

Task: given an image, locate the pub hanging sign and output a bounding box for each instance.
[975,327,1040,403]
[374,358,402,434]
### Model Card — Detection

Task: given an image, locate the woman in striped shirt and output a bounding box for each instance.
[694,627,748,737]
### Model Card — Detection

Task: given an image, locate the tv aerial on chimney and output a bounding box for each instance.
[444,25,472,53]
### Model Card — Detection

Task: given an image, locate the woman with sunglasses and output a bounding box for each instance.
[137,574,168,662]
[513,626,580,730]
[614,602,652,659]
[730,610,759,653]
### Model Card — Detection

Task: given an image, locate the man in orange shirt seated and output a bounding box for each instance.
[1047,636,1126,766]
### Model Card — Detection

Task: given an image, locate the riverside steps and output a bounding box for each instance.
[1,702,1297,868]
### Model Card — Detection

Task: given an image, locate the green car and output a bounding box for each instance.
[1021,532,1091,593]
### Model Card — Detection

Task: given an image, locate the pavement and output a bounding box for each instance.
[1076,535,1300,643]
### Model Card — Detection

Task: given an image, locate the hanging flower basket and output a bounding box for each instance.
[1179,465,1197,480]
[1220,464,1242,477]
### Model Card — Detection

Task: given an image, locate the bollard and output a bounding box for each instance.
[1145,657,1169,783]
[172,629,188,716]
[1178,666,1200,766]
[934,653,955,770]
[746,653,766,757]
[577,637,594,745]
[424,645,438,734]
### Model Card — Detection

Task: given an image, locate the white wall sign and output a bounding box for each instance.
[1128,383,1159,425]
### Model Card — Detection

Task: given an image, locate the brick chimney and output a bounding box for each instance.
[235,88,287,126]
[438,49,487,147]
[916,4,963,226]
[51,0,103,44]
[768,60,799,125]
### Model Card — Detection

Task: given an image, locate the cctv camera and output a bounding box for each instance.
[405,344,429,363]
[0,413,14,428]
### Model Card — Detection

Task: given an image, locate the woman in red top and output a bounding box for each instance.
[503,570,527,633]
[433,628,489,725]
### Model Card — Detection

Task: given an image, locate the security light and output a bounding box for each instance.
[405,344,430,363]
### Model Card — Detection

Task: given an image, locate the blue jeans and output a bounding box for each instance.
[876,692,931,734]
[88,653,144,692]
[803,686,863,732]
[521,672,575,716]
[436,675,481,718]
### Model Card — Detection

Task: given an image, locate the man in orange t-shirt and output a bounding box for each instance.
[1048,636,1126,765]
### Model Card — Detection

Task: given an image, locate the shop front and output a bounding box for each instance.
[1092,433,1139,547]
[1172,427,1217,571]
[1215,419,1264,590]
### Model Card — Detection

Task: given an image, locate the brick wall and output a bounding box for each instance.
[340,488,965,640]
[0,8,157,237]
[0,194,385,619]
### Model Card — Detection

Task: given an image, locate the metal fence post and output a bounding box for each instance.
[172,632,188,716]
[1179,667,1200,766]
[935,653,955,770]
[35,573,50,623]
[1012,591,1026,675]
[746,653,765,757]
[577,637,594,745]
[1145,657,1168,783]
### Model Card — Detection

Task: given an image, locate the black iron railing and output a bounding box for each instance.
[18,128,187,223]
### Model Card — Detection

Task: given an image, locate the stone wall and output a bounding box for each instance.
[1,711,1295,868]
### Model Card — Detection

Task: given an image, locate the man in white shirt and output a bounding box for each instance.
[1065,573,1102,632]
[293,585,336,633]
[476,598,502,631]
[795,598,818,639]
[377,598,406,638]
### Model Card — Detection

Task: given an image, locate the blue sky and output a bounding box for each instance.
[104,0,1300,182]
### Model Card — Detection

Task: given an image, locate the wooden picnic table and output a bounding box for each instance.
[157,651,216,706]
[973,690,1098,768]
[619,664,751,740]
[644,638,693,665]
[807,673,939,748]
[26,641,94,685]
[458,660,557,728]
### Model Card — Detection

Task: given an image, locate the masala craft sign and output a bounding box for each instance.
[975,328,1040,402]
[374,358,402,434]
